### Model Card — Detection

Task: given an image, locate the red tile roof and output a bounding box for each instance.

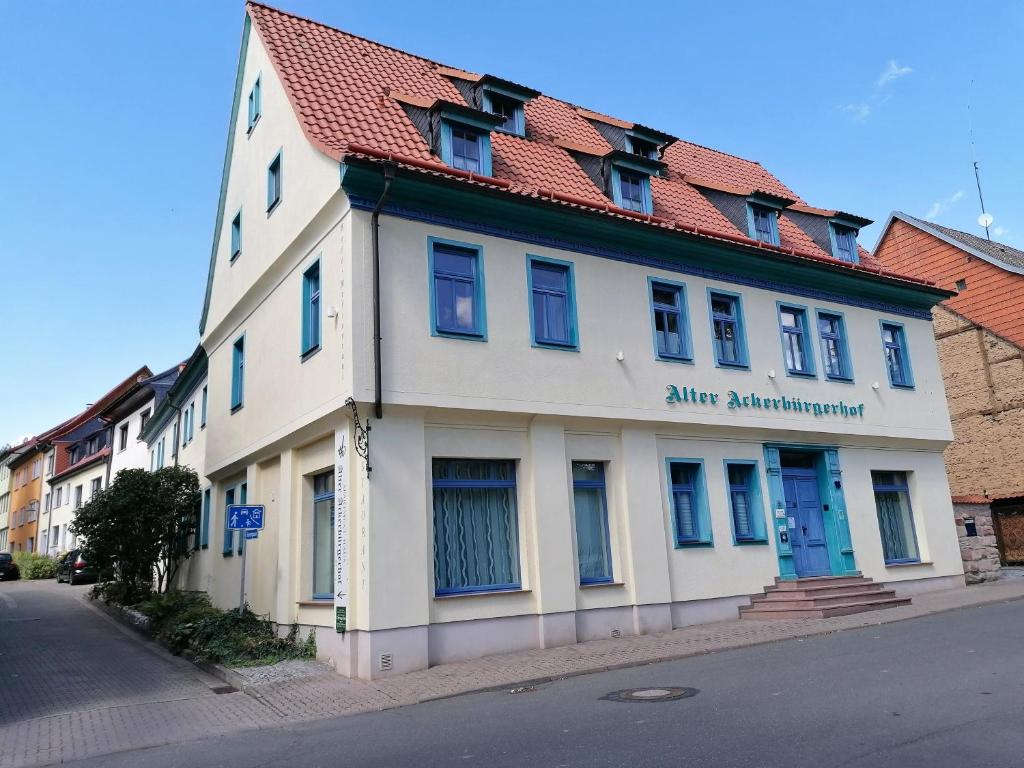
[247,2,927,286]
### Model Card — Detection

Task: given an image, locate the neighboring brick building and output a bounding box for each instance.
[875,212,1024,581]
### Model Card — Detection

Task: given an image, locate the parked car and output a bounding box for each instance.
[56,550,97,585]
[0,553,19,581]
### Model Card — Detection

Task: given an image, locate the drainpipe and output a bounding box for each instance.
[370,163,396,420]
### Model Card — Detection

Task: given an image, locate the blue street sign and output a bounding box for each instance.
[245,530,259,540]
[227,504,265,531]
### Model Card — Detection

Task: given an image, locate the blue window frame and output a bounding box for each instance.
[708,289,748,368]
[267,151,282,212]
[440,121,493,176]
[817,310,853,382]
[831,224,859,263]
[237,482,247,556]
[872,471,920,564]
[222,487,236,555]
[200,385,208,427]
[626,134,658,160]
[667,459,712,546]
[301,260,321,356]
[312,471,334,599]
[648,278,692,362]
[482,90,525,136]
[611,166,652,214]
[880,321,914,388]
[748,204,779,245]
[777,303,816,377]
[572,462,613,584]
[247,75,261,132]
[428,238,486,339]
[724,461,767,544]
[432,459,520,595]
[231,335,245,411]
[230,210,242,261]
[200,488,210,549]
[528,256,578,350]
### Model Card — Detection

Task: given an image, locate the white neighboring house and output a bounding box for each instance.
[183,4,964,680]
[107,365,184,479]
[140,348,210,591]
[0,451,11,552]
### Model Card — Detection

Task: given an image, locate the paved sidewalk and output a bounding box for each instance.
[238,578,1024,722]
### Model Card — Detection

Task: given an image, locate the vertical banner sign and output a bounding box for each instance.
[334,424,350,633]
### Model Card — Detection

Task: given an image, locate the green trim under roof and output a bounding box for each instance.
[141,347,209,445]
[340,159,950,315]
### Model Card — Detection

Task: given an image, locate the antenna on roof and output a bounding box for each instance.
[968,80,993,240]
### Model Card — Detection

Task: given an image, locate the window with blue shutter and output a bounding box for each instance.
[778,304,815,377]
[432,459,521,595]
[648,279,692,361]
[231,335,245,411]
[528,256,578,350]
[817,311,852,381]
[267,151,282,212]
[880,322,914,388]
[724,462,767,544]
[230,210,242,261]
[302,260,321,356]
[748,204,779,245]
[312,471,335,599]
[572,462,612,584]
[831,224,859,263]
[247,76,261,132]
[708,290,748,368]
[429,239,486,339]
[667,460,712,546]
[872,471,920,564]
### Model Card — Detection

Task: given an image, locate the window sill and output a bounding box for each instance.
[532,340,579,353]
[675,540,714,549]
[889,383,916,391]
[230,251,241,264]
[222,551,234,558]
[785,369,817,379]
[231,404,243,414]
[715,360,750,371]
[267,199,281,217]
[435,587,530,600]
[656,355,694,366]
[433,329,487,343]
[297,599,333,607]
[824,375,854,384]
[885,560,931,568]
[580,580,625,589]
[247,115,260,136]
[733,538,769,546]
[301,345,321,363]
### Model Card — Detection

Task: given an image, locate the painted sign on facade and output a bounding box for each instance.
[666,384,865,419]
[334,423,350,633]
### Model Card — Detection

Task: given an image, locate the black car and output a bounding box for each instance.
[56,550,97,585]
[0,553,18,581]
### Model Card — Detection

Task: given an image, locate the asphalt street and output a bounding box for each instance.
[57,596,1024,768]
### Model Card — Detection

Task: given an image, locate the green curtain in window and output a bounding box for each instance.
[875,490,918,562]
[433,484,519,592]
[573,485,611,582]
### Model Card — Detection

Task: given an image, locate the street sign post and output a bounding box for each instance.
[227,504,266,613]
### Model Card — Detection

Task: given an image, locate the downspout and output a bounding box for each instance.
[370,163,396,420]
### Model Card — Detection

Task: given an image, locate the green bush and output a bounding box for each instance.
[90,580,152,607]
[132,591,315,666]
[12,552,58,579]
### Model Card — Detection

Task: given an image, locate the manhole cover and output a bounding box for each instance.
[602,687,699,703]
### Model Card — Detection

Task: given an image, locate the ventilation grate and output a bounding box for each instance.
[610,629,622,639]
[379,653,393,672]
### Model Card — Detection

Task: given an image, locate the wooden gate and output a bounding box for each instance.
[994,508,1024,565]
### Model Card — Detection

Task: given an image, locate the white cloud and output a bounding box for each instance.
[877,59,913,88]
[840,103,872,121]
[925,190,965,220]
[992,225,1008,238]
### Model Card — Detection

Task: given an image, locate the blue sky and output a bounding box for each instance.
[1,0,1021,444]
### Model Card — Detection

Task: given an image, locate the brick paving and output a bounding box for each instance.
[3,578,1024,768]
[240,578,1024,722]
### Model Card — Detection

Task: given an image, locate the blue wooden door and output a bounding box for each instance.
[783,470,831,577]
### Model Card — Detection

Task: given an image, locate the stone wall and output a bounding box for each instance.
[953,502,1001,583]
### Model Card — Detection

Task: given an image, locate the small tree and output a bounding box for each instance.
[72,466,200,599]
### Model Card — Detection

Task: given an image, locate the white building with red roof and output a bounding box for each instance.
[190,2,964,679]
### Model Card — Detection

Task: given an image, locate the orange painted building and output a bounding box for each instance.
[6,440,45,552]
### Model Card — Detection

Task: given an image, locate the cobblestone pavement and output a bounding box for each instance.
[4,577,1024,768]
[0,581,278,768]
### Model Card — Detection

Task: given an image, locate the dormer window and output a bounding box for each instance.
[483,90,525,136]
[831,223,859,263]
[614,167,651,213]
[445,123,490,174]
[626,135,658,160]
[748,203,780,246]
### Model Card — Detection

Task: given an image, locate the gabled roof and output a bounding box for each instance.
[200,3,942,336]
[38,366,152,445]
[875,212,1024,275]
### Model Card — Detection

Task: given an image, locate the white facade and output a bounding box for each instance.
[177,18,966,681]
[109,399,156,478]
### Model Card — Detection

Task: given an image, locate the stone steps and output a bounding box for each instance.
[741,575,911,620]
